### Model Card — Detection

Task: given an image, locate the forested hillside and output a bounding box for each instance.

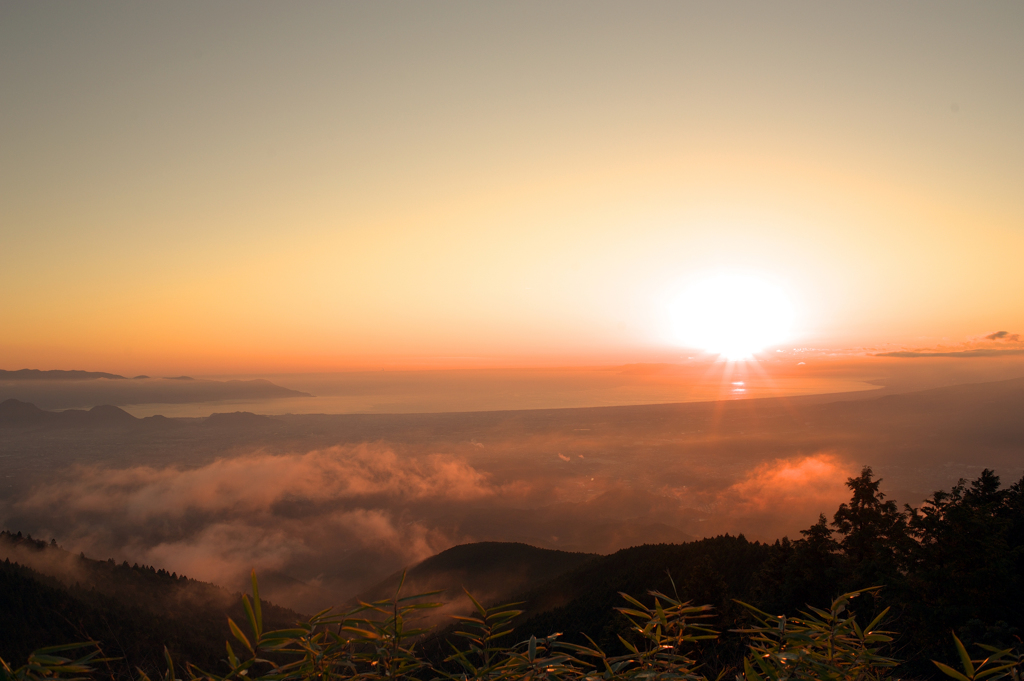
[501,467,1024,678]
[0,533,302,679]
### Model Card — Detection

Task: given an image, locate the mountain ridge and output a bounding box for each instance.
[351,541,598,626]
[0,531,304,679]
[0,369,126,381]
[0,372,312,411]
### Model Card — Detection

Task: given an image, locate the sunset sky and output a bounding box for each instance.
[3,2,1023,374]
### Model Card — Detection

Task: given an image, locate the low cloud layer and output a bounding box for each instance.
[702,454,856,538]
[2,441,858,613]
[5,445,499,611]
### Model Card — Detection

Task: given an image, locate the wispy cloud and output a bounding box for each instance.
[876,331,1024,358]
[5,445,497,611]
[682,454,856,539]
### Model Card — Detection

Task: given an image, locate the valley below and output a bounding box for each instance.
[3,374,1024,614]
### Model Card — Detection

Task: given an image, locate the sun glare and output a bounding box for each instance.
[672,273,795,360]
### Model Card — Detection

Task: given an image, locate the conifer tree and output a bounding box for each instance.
[832,466,910,589]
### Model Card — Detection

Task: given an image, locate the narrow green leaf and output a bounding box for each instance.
[260,628,307,640]
[618,592,648,611]
[31,643,97,655]
[250,570,263,636]
[242,595,259,642]
[33,654,80,665]
[615,608,650,620]
[805,605,831,620]
[975,664,1018,681]
[463,588,488,618]
[396,568,407,599]
[743,657,765,681]
[226,641,239,669]
[934,660,973,681]
[733,600,775,619]
[953,634,976,678]
[397,590,444,603]
[654,598,666,625]
[865,607,891,634]
[163,646,175,681]
[228,618,253,653]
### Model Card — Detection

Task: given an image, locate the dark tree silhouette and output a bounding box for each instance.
[832,466,911,589]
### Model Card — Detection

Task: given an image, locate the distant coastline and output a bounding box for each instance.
[0,370,311,411]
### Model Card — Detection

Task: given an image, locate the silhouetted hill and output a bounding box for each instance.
[0,399,137,428]
[0,531,303,680]
[0,398,50,424]
[510,537,770,645]
[0,372,312,410]
[525,537,760,611]
[354,542,597,619]
[415,536,775,673]
[0,369,125,380]
[68,404,138,425]
[203,411,279,428]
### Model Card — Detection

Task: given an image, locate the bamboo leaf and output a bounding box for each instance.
[250,571,263,636]
[935,660,973,681]
[743,657,765,681]
[397,590,444,603]
[865,607,891,634]
[615,608,650,620]
[242,595,259,642]
[396,569,407,599]
[733,600,776,619]
[228,618,254,653]
[260,628,307,641]
[226,641,239,669]
[954,634,976,678]
[163,646,175,681]
[463,588,488,618]
[618,592,648,611]
[805,605,832,620]
[975,665,1018,681]
[32,654,79,665]
[31,643,97,655]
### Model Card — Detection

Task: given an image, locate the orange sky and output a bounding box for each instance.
[2,2,1023,374]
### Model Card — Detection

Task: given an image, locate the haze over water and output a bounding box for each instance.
[119,367,873,417]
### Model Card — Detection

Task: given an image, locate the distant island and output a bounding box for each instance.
[0,369,127,381]
[0,369,312,410]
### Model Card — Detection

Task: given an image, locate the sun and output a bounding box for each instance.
[671,273,796,360]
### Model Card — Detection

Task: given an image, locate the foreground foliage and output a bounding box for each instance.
[4,570,1020,681]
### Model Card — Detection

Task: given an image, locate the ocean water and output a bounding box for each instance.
[121,363,880,417]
